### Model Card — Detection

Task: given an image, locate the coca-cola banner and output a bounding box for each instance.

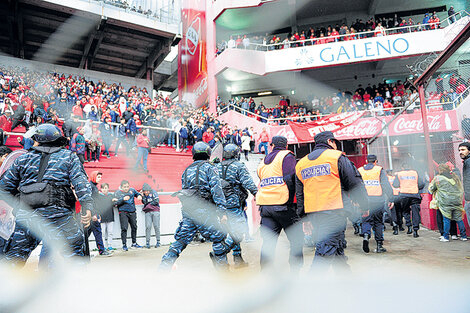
[273,110,458,143]
[178,0,208,108]
[287,112,366,143]
[219,109,459,145]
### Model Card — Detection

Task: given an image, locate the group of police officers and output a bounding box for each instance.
[0,124,425,271]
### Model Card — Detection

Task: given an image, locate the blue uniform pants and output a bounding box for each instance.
[309,210,349,271]
[160,214,233,268]
[259,205,303,270]
[226,207,246,256]
[362,207,385,242]
[4,207,85,267]
[400,196,421,230]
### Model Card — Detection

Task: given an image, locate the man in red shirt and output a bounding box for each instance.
[202,127,215,144]
[258,127,270,155]
[0,109,13,144]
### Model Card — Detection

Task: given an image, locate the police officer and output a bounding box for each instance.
[386,169,404,235]
[358,155,393,253]
[296,131,367,270]
[160,142,234,269]
[0,124,93,266]
[217,144,257,267]
[393,162,425,238]
[256,136,303,271]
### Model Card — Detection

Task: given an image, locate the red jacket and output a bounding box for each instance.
[202,131,214,143]
[136,134,150,148]
[0,115,12,132]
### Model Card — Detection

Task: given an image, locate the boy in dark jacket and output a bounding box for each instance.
[98,183,116,250]
[88,171,111,256]
[141,183,160,248]
[113,180,142,251]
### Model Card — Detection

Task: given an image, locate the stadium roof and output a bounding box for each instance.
[0,0,178,89]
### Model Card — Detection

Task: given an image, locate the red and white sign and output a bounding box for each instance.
[178,0,208,108]
[287,111,365,143]
[219,110,459,145]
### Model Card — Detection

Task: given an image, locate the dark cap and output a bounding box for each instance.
[271,136,288,148]
[142,183,152,191]
[314,131,339,145]
[367,154,377,163]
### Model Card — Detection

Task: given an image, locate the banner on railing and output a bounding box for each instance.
[287,112,366,142]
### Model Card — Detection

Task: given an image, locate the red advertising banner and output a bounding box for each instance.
[178,0,208,108]
[287,112,366,143]
[219,109,459,145]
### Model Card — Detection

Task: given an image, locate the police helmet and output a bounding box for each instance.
[32,124,64,143]
[223,143,239,160]
[192,142,212,160]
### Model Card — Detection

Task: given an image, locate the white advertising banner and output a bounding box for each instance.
[265,30,447,72]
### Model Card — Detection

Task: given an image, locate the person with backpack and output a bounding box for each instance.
[0,124,93,266]
[216,144,258,267]
[160,142,234,270]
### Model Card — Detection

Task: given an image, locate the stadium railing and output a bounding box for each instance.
[217,92,468,124]
[76,0,180,24]
[219,10,469,53]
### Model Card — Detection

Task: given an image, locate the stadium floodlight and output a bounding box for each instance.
[258,91,272,96]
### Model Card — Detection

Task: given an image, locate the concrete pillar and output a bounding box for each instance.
[206,0,218,113]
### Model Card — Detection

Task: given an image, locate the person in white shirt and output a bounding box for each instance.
[227,36,236,49]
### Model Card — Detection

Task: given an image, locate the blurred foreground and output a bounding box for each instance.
[1,225,470,313]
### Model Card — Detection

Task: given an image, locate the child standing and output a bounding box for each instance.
[99,183,116,250]
[141,183,161,249]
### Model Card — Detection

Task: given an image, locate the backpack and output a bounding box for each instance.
[173,162,213,211]
[220,161,238,207]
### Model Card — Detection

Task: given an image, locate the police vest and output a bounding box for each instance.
[388,175,400,196]
[397,170,419,194]
[295,149,344,213]
[358,165,383,197]
[256,150,291,205]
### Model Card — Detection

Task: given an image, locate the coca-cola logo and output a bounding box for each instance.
[392,115,441,134]
[336,119,381,139]
[186,17,200,56]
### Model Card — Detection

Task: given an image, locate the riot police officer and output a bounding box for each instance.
[160,142,234,269]
[256,136,303,271]
[216,144,257,267]
[296,131,368,270]
[393,162,425,238]
[358,155,393,253]
[0,124,93,266]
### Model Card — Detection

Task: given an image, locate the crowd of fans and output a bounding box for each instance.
[217,9,455,54]
[90,0,177,21]
[0,66,264,163]
[217,75,470,125]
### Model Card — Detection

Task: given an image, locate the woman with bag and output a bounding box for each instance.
[429,164,468,242]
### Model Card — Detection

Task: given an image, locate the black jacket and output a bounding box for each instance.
[462,157,470,201]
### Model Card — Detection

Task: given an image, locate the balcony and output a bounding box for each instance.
[215,14,469,76]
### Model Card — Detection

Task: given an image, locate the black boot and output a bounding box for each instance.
[353,224,360,235]
[413,230,419,238]
[233,255,249,268]
[393,226,398,235]
[399,225,405,231]
[209,252,229,270]
[363,233,370,253]
[407,226,413,234]
[376,241,387,253]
